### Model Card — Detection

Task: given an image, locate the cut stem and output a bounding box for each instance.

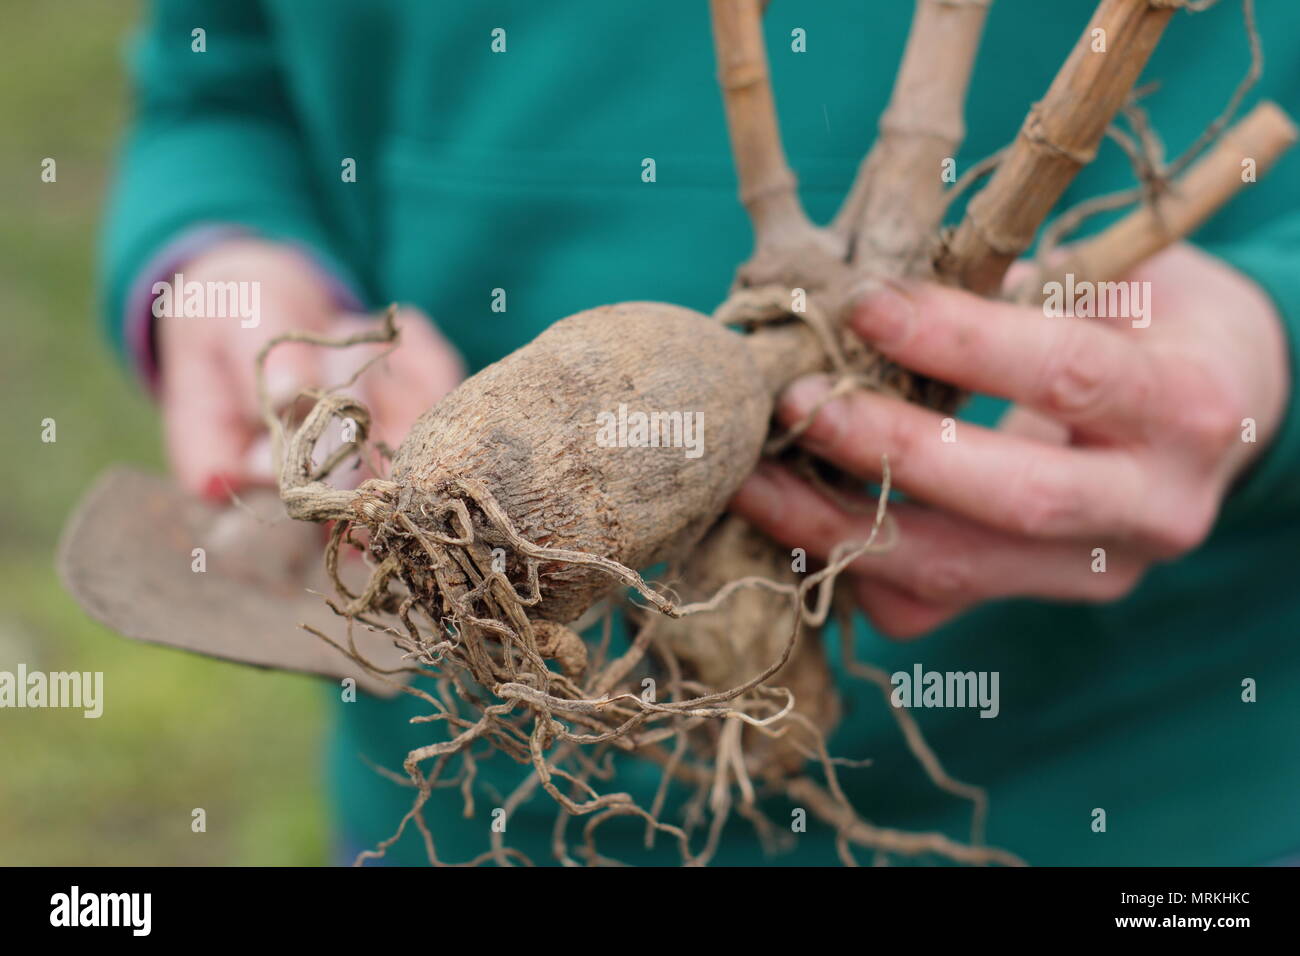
[1025,100,1296,293]
[709,0,814,247]
[835,0,993,275]
[938,0,1176,294]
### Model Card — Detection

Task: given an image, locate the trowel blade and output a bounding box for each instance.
[56,466,409,698]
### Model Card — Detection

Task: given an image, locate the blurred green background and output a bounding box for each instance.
[0,0,327,865]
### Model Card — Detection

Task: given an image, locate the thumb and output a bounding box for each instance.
[235,336,325,487]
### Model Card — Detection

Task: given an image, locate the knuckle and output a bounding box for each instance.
[805,509,849,554]
[1039,328,1112,418]
[1144,499,1217,557]
[1006,458,1082,537]
[1176,392,1242,457]
[1161,358,1242,455]
[910,556,976,603]
[882,407,922,466]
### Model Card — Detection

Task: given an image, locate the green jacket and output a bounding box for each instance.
[102,0,1300,865]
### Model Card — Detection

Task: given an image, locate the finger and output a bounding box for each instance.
[733,463,1145,603]
[160,332,255,500]
[355,310,465,450]
[231,319,329,486]
[1003,249,1079,303]
[247,336,325,425]
[389,308,466,400]
[850,578,960,641]
[871,500,1144,605]
[1002,258,1041,294]
[778,379,1150,541]
[223,284,332,426]
[998,405,1069,445]
[850,280,1162,439]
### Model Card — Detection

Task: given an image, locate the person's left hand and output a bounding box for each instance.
[730,243,1290,638]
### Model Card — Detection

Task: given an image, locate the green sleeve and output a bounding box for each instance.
[1204,214,1300,526]
[97,0,364,359]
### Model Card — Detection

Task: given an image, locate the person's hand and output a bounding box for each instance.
[156,238,465,499]
[731,243,1290,638]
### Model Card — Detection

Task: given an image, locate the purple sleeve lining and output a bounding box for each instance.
[124,224,365,396]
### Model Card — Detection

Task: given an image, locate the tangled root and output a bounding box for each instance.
[254,308,1023,868]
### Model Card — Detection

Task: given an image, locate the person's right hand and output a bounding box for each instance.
[156,238,465,499]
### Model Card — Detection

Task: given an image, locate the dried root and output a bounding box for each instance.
[255,320,1019,865]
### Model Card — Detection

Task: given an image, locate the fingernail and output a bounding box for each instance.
[851,279,915,349]
[201,472,241,502]
[779,375,841,444]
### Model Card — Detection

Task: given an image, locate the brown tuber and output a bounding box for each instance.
[382,303,771,624]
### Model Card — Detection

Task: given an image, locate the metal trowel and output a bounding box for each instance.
[56,466,410,697]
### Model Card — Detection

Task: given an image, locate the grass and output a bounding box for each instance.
[0,0,327,865]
